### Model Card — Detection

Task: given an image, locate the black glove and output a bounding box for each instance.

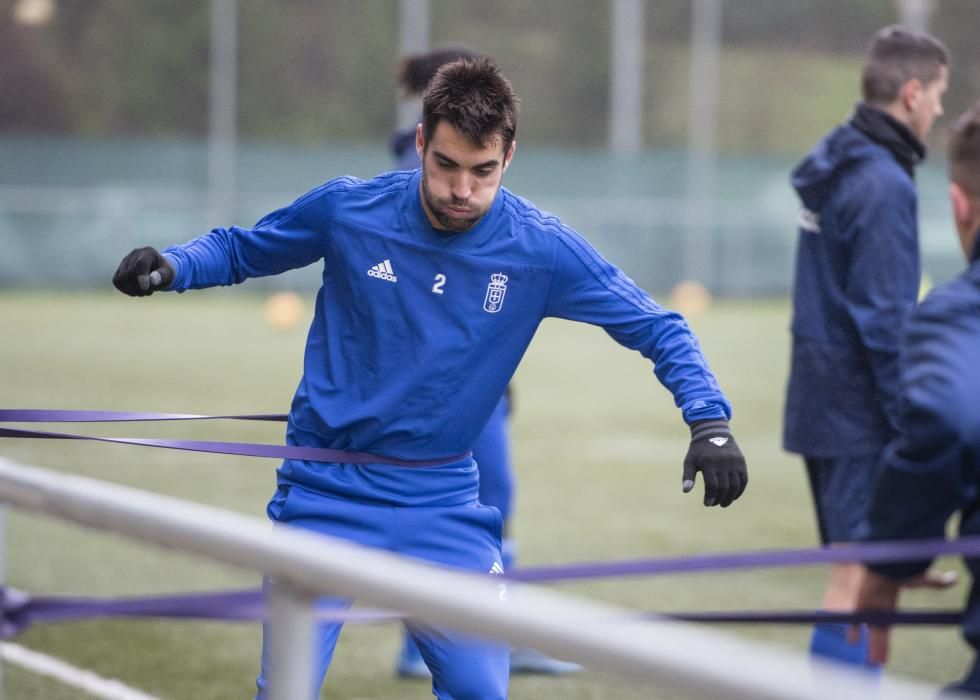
[682,419,748,507]
[112,247,174,296]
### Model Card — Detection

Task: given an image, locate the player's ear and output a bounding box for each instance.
[950,181,980,259]
[415,123,425,162]
[950,181,972,231]
[502,140,517,173]
[900,78,923,113]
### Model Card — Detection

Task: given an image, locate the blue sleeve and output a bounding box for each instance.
[840,167,920,431]
[163,184,334,290]
[544,229,731,424]
[866,292,979,580]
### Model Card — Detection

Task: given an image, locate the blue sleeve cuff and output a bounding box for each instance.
[161,252,181,291]
[681,399,731,424]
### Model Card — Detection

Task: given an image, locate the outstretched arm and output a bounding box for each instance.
[112,185,335,295]
[545,230,747,507]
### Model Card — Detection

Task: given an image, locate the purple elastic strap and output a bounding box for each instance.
[665,609,962,625]
[0,409,287,423]
[510,536,980,582]
[0,426,469,467]
[0,587,398,639]
[0,586,959,640]
[0,408,471,468]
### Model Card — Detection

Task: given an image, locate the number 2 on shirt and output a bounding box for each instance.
[432,273,446,295]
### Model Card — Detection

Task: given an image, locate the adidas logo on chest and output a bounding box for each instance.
[367,259,398,283]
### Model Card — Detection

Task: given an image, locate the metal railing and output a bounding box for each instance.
[0,457,949,699]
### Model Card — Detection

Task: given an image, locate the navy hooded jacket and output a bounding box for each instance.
[865,234,980,663]
[784,112,921,457]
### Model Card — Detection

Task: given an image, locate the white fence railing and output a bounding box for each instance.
[0,457,952,699]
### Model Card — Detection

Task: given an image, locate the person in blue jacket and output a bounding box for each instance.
[783,25,950,670]
[855,101,980,695]
[391,45,580,679]
[112,57,748,700]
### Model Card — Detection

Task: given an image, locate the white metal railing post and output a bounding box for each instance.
[266,578,317,700]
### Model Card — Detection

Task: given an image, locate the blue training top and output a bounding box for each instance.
[163,169,730,506]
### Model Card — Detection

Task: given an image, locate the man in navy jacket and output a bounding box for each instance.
[856,101,980,695]
[783,25,950,668]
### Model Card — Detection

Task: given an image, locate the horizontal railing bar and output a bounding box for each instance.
[0,457,942,700]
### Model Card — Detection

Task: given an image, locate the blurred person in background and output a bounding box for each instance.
[783,25,951,670]
[113,57,748,699]
[855,100,980,695]
[390,44,581,679]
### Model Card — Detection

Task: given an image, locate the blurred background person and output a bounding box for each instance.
[782,24,952,670]
[390,45,581,678]
[855,99,980,696]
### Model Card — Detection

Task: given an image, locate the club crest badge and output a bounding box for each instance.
[483,273,508,313]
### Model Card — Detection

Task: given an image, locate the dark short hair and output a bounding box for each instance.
[421,57,520,154]
[397,46,483,95]
[949,101,980,199]
[861,25,949,105]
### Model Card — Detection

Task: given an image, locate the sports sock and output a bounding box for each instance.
[809,622,880,673]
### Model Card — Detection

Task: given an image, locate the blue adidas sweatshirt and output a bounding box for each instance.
[163,169,731,505]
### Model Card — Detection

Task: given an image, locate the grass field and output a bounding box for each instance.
[0,290,969,699]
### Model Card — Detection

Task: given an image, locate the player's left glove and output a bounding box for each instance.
[682,419,748,507]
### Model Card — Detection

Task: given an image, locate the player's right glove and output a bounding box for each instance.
[112,247,174,297]
[682,419,748,507]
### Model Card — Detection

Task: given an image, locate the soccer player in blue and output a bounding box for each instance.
[112,57,748,700]
[854,101,980,695]
[782,25,951,671]
[391,44,580,679]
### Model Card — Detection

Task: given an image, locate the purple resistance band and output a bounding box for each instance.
[509,536,980,582]
[0,585,960,640]
[0,410,288,423]
[0,408,971,637]
[0,586,399,639]
[0,409,470,467]
[6,409,974,581]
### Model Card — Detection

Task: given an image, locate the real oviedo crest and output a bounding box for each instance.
[483,272,508,313]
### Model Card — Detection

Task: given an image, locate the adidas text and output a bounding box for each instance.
[367,259,398,283]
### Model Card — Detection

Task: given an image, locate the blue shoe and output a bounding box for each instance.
[396,635,431,679]
[510,647,583,675]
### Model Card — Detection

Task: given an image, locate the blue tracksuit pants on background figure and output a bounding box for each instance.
[254,483,509,699]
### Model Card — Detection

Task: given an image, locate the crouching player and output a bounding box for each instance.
[113,57,748,699]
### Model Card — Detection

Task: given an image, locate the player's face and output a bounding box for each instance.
[417,120,515,233]
[909,64,948,142]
